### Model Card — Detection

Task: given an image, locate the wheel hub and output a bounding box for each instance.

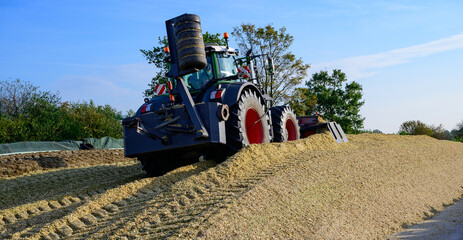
[245,108,264,144]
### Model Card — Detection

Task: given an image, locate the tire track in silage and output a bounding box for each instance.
[27,161,216,240]
[23,157,291,239]
[0,162,144,239]
[102,152,306,239]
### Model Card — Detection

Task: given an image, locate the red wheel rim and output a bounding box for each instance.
[245,108,264,144]
[285,118,297,141]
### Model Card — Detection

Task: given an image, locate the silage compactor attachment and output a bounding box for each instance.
[297,116,348,143]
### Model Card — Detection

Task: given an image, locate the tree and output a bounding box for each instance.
[232,24,310,106]
[303,69,365,134]
[451,120,463,142]
[0,78,61,118]
[140,32,227,97]
[399,120,433,136]
[360,129,383,133]
[66,100,123,139]
[0,78,123,143]
[288,87,317,116]
[430,124,451,140]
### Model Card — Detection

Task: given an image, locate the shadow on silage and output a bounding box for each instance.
[0,163,145,210]
[38,161,218,239]
[1,196,88,239]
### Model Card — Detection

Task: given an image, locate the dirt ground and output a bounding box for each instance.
[1,133,463,239]
[391,197,463,239]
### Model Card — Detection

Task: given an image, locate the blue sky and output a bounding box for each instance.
[1,0,463,133]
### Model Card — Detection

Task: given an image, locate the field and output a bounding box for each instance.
[1,133,463,239]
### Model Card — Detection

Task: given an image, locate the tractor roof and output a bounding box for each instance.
[205,43,238,55]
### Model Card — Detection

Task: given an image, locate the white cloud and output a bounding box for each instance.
[311,33,463,80]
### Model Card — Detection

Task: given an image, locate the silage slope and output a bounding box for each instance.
[1,134,463,239]
[199,134,463,239]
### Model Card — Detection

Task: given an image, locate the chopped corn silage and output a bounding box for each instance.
[198,134,463,239]
[1,133,463,239]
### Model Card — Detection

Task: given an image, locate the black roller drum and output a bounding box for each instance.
[173,14,207,71]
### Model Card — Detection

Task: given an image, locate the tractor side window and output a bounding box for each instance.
[184,56,213,90]
[218,54,238,78]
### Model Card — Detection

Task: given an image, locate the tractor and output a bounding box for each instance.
[122,14,346,176]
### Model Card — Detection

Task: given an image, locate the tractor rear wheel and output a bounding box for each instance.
[205,90,270,163]
[270,106,300,142]
[225,90,271,153]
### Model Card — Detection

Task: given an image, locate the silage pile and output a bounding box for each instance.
[198,134,463,239]
[1,133,463,239]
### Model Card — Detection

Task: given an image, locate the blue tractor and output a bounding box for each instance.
[122,14,341,177]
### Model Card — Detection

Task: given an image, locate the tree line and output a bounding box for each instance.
[0,78,124,143]
[399,120,463,142]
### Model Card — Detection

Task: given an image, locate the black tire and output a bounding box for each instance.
[178,45,205,57]
[173,14,201,30]
[225,90,271,153]
[173,14,206,71]
[139,152,200,177]
[270,106,300,142]
[174,22,202,35]
[176,30,203,46]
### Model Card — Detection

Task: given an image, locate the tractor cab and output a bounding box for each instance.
[182,43,240,91]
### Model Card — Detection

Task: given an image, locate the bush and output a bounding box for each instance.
[430,124,451,140]
[65,101,123,139]
[451,120,463,142]
[0,78,123,143]
[399,120,434,137]
[358,129,383,134]
[399,120,454,140]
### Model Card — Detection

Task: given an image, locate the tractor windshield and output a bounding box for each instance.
[184,56,213,90]
[217,54,238,78]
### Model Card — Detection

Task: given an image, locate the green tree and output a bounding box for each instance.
[140,32,226,97]
[399,120,433,136]
[66,100,123,139]
[303,69,365,133]
[0,78,63,142]
[430,124,451,140]
[288,87,317,116]
[0,78,123,143]
[450,120,463,142]
[0,78,61,118]
[360,129,383,133]
[140,36,169,97]
[232,24,310,106]
[125,109,136,118]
